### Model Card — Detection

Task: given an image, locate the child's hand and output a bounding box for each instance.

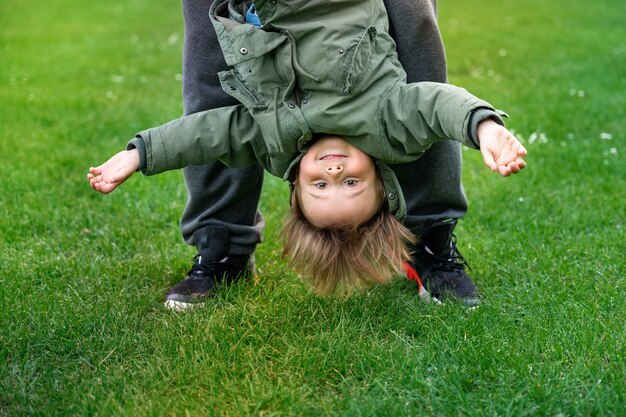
[87,149,139,193]
[477,119,527,176]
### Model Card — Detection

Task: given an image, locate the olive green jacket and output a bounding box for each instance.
[132,0,503,219]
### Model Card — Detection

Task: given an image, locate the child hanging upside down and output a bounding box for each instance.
[88,0,527,295]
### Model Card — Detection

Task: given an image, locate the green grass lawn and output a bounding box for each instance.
[1,0,624,415]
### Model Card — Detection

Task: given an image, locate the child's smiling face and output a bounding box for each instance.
[295,135,381,228]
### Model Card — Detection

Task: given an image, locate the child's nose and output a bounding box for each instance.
[326,165,343,175]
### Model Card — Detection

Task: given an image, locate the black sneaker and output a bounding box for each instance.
[164,226,255,311]
[405,220,480,307]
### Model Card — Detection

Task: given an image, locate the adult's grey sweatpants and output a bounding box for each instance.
[180,0,468,255]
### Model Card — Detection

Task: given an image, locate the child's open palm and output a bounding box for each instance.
[478,119,527,176]
[87,149,139,194]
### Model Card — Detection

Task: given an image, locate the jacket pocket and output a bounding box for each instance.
[219,69,268,109]
[339,26,377,95]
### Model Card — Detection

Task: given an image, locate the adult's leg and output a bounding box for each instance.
[165,0,264,310]
[384,0,479,306]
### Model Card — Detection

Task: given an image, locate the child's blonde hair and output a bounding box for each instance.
[281,176,416,295]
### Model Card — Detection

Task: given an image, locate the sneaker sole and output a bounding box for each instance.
[462,297,481,309]
[164,299,205,312]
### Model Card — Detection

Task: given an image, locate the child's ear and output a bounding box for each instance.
[289,181,296,207]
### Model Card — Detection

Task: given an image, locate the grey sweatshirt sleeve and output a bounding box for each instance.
[467,108,507,147]
[127,136,147,173]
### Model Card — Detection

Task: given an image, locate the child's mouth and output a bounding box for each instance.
[319,154,347,160]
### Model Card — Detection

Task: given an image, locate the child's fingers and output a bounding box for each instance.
[500,159,528,176]
[496,160,521,176]
[89,178,101,191]
[518,144,528,157]
[89,177,104,191]
[508,161,522,174]
[87,172,114,194]
[497,165,512,176]
[94,181,115,194]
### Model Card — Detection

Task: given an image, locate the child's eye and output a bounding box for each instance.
[314,182,328,189]
[344,179,359,186]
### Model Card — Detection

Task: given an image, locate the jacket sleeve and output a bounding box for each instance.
[381,81,504,158]
[130,104,263,175]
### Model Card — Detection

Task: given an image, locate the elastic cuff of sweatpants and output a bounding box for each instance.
[190,225,259,257]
